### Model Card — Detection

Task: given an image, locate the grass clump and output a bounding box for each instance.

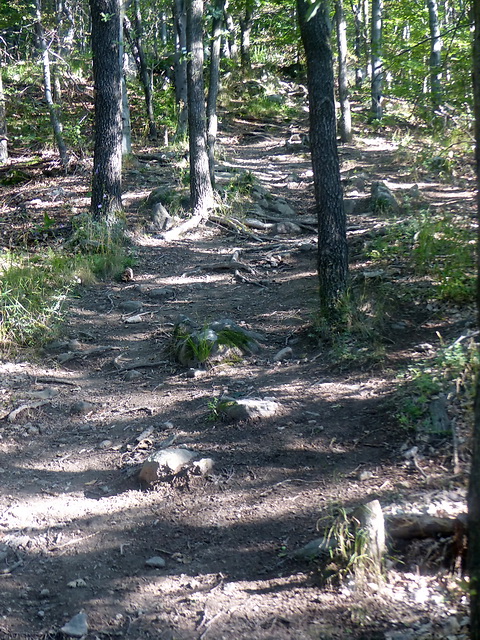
[0,214,133,351]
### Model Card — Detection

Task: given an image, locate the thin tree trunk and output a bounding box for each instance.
[335,0,352,143]
[186,0,214,217]
[224,7,238,60]
[240,0,254,70]
[173,0,188,141]
[0,61,8,165]
[370,0,383,120]
[426,0,442,114]
[469,5,480,637]
[89,0,123,220]
[34,0,69,167]
[120,1,132,156]
[124,0,157,139]
[352,0,368,86]
[206,0,225,188]
[297,0,348,320]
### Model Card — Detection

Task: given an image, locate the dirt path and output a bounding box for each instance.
[0,124,473,639]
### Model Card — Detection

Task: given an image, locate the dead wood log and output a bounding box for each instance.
[353,499,385,569]
[386,514,466,540]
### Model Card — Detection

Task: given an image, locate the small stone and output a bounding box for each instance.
[219,397,280,422]
[70,400,95,415]
[119,300,143,313]
[273,347,293,362]
[27,425,40,436]
[37,610,45,618]
[139,447,197,485]
[39,589,50,599]
[60,611,89,638]
[124,369,142,381]
[99,440,112,449]
[358,470,373,481]
[186,368,203,378]
[148,287,176,300]
[145,556,166,568]
[67,578,87,588]
[192,458,215,475]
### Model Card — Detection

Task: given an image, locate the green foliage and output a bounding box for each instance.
[396,337,479,432]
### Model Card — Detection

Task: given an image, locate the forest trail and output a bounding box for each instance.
[0,120,474,639]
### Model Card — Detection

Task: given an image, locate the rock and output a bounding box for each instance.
[293,536,337,560]
[272,221,302,235]
[119,300,143,313]
[192,457,215,475]
[121,267,134,282]
[343,196,371,215]
[139,447,198,485]
[67,578,87,588]
[124,369,142,381]
[371,181,400,215]
[151,202,174,231]
[70,400,95,415]
[145,556,166,568]
[148,287,176,300]
[99,440,112,449]
[218,397,280,422]
[146,186,171,207]
[60,611,89,638]
[273,347,293,362]
[268,200,296,217]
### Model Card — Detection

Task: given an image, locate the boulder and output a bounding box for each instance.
[218,397,281,422]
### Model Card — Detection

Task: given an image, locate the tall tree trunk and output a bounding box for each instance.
[426,0,442,114]
[470,6,480,638]
[297,0,348,320]
[187,0,214,217]
[352,0,368,86]
[34,0,69,167]
[173,0,189,141]
[335,0,352,143]
[0,62,7,165]
[120,1,132,156]
[370,0,383,120]
[89,0,123,220]
[223,7,238,60]
[124,0,158,139]
[206,0,225,188]
[240,0,254,70]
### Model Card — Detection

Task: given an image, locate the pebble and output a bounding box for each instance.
[145,556,166,568]
[119,300,143,313]
[124,369,142,381]
[99,440,113,449]
[60,611,89,638]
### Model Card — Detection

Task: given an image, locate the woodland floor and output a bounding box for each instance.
[0,115,476,639]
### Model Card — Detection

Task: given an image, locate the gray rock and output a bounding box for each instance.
[343,197,371,215]
[219,397,280,421]
[268,200,296,217]
[119,300,143,313]
[151,202,174,231]
[273,347,293,361]
[139,447,197,485]
[70,400,95,415]
[293,536,337,560]
[124,369,142,381]
[148,287,176,300]
[371,181,400,214]
[145,556,166,568]
[60,612,89,638]
[272,221,302,235]
[146,187,171,207]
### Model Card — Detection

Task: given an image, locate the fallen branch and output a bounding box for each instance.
[7,400,50,422]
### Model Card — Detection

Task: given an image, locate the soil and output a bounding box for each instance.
[0,117,475,640]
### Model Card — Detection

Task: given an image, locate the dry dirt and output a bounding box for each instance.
[0,119,475,639]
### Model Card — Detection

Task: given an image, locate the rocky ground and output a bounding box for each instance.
[0,117,475,639]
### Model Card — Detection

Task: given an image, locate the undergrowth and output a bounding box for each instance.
[0,215,133,351]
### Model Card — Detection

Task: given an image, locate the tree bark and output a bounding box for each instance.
[173,0,189,141]
[223,7,238,60]
[426,0,442,114]
[335,0,352,143]
[206,0,225,188]
[89,0,123,220]
[297,0,348,320]
[352,0,368,86]
[0,61,7,165]
[34,0,69,168]
[370,0,383,120]
[240,0,254,70]
[470,5,480,637]
[186,0,214,217]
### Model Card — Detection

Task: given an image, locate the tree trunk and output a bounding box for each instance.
[186,0,214,217]
[89,0,123,220]
[125,0,157,139]
[120,1,132,156]
[34,0,69,168]
[0,61,8,165]
[173,0,189,141]
[223,7,238,60]
[426,0,442,114]
[469,5,480,638]
[240,0,254,70]
[206,0,225,188]
[335,0,352,143]
[297,0,348,320]
[370,0,383,120]
[352,0,368,86]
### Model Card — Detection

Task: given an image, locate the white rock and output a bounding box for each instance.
[60,611,89,638]
[145,556,166,568]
